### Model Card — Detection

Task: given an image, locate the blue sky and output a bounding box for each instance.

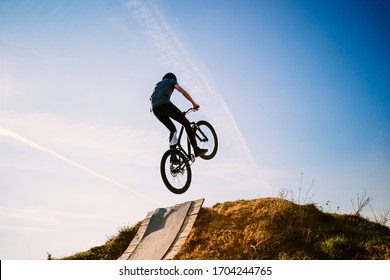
[1,0,389,259]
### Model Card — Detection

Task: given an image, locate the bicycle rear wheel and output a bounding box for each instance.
[194,120,218,160]
[160,149,192,194]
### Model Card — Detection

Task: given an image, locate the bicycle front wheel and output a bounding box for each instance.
[160,149,192,194]
[194,120,218,160]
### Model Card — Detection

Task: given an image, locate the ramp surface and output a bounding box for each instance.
[119,198,204,260]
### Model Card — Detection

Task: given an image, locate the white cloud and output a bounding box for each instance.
[0,112,162,204]
[126,0,251,159]
[0,206,100,227]
[0,1,289,259]
[124,0,283,192]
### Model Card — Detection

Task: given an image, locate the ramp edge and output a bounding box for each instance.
[118,198,204,260]
[163,198,205,260]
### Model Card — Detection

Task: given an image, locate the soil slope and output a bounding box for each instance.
[63,198,390,260]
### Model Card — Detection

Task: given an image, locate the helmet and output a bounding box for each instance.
[162,72,177,83]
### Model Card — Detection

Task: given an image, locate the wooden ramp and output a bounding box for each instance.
[118,198,204,260]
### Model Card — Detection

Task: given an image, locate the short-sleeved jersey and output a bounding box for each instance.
[150,79,177,109]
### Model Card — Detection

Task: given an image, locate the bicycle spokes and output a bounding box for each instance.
[195,127,209,142]
[161,149,192,194]
[194,120,218,160]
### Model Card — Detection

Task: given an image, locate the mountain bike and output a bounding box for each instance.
[160,108,218,194]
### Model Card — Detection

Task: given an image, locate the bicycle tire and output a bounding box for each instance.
[194,120,218,160]
[160,149,192,194]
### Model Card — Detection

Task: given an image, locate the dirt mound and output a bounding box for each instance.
[175,198,390,260]
[62,197,390,260]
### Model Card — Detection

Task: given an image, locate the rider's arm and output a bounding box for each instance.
[175,84,200,110]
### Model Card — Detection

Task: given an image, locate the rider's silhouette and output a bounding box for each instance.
[150,73,207,157]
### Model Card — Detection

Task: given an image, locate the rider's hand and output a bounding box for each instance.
[192,103,200,110]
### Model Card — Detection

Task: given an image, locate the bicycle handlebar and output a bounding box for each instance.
[184,108,198,115]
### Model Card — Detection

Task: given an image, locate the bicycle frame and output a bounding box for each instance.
[160,108,217,194]
[174,109,197,163]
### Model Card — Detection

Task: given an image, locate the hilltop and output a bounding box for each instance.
[62,197,390,260]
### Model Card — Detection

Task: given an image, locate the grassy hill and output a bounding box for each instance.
[61,197,390,260]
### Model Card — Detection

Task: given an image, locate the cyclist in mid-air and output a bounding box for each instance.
[150,72,207,157]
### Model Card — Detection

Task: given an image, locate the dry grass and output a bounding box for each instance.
[61,223,140,260]
[174,198,390,260]
[61,197,390,260]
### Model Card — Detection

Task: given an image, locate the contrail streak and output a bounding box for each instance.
[126,0,257,165]
[0,127,159,205]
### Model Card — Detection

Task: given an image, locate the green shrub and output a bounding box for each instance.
[321,235,366,259]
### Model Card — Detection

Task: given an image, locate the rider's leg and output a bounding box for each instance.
[165,104,207,156]
[153,104,177,148]
[169,131,178,148]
